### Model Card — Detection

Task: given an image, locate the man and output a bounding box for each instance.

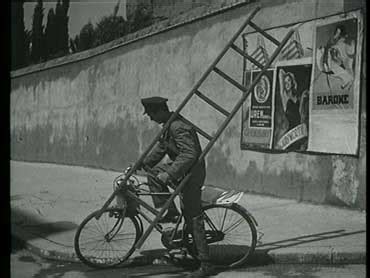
[140,96,215,277]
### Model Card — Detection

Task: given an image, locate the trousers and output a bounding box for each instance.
[147,162,205,220]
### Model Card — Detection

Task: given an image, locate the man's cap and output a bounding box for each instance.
[141,96,168,114]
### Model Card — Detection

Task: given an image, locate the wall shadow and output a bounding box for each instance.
[11,207,78,243]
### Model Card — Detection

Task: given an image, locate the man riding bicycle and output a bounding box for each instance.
[139,96,216,277]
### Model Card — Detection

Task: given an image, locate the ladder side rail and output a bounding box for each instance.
[96,6,262,216]
[136,29,294,249]
[230,43,264,70]
[158,5,261,125]
[199,29,295,162]
[135,173,192,248]
[195,90,231,117]
[213,67,248,92]
[180,116,213,141]
[249,21,281,46]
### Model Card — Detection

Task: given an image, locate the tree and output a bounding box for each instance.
[129,3,153,33]
[24,29,32,65]
[11,0,27,69]
[94,15,129,47]
[76,22,95,51]
[44,8,57,59]
[30,0,45,63]
[71,1,130,52]
[60,0,70,54]
[53,0,70,56]
[54,0,63,55]
[69,37,76,53]
[93,0,129,47]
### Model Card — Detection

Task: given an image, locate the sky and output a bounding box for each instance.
[23,0,127,39]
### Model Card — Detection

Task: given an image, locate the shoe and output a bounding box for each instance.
[186,214,217,277]
[186,262,217,277]
[158,211,180,224]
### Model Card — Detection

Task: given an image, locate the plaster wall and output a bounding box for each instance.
[11,0,366,209]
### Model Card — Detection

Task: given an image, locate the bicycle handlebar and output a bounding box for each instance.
[121,164,177,190]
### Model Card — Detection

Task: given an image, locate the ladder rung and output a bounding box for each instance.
[249,21,280,46]
[213,67,248,92]
[180,116,213,141]
[230,44,264,70]
[195,90,231,117]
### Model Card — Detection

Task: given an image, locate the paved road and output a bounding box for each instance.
[11,237,366,278]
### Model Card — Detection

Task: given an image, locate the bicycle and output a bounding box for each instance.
[74,165,258,269]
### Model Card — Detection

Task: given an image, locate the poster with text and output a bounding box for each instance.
[273,58,312,151]
[241,69,275,149]
[308,11,363,155]
[240,10,363,155]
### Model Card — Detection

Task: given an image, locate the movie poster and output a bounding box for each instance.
[240,10,363,156]
[241,69,275,149]
[273,58,312,151]
[308,12,363,155]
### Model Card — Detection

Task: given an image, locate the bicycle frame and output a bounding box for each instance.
[122,179,231,251]
[124,186,184,236]
[118,175,188,240]
[129,192,218,253]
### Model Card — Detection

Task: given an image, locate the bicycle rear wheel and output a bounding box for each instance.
[74,208,140,268]
[199,203,257,268]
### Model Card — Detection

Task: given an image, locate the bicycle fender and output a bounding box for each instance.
[230,203,259,227]
[202,203,258,227]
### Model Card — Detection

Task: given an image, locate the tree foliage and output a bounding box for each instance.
[40,0,70,60]
[61,0,71,54]
[129,3,153,33]
[71,1,130,52]
[75,22,95,51]
[54,0,70,56]
[11,0,27,69]
[44,8,57,58]
[94,15,129,47]
[30,0,44,63]
[22,0,157,64]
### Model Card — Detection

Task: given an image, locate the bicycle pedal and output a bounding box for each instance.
[152,255,174,266]
[168,248,187,259]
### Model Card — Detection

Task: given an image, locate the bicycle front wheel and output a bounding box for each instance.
[201,203,257,268]
[74,208,140,268]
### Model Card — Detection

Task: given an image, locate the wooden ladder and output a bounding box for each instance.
[98,5,294,250]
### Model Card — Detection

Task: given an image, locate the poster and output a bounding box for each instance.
[241,69,275,149]
[241,10,363,155]
[308,13,363,155]
[273,58,312,151]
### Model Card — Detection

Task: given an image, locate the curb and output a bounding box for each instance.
[11,224,154,266]
[269,250,366,265]
[12,224,366,267]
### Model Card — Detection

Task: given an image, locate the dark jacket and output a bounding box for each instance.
[143,113,206,181]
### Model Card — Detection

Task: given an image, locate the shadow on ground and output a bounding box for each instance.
[256,229,366,252]
[11,207,78,242]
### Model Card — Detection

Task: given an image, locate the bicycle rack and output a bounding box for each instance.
[95,5,295,250]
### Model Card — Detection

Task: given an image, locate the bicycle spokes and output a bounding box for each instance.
[200,205,257,267]
[104,217,124,242]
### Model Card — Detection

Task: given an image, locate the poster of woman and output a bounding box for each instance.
[273,58,312,151]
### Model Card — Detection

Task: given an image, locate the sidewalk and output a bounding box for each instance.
[10,160,366,266]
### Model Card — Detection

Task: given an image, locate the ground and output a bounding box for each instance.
[11,237,366,278]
